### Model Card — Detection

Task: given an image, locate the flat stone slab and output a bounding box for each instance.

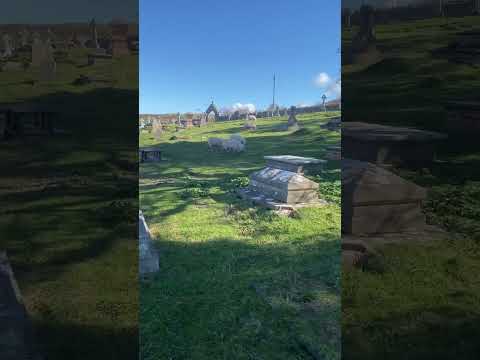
[264,155,326,174]
[343,122,447,142]
[139,211,159,275]
[342,159,427,234]
[343,122,447,166]
[237,188,327,214]
[0,252,43,360]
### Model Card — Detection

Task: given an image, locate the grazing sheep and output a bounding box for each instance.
[230,134,246,146]
[208,137,224,151]
[222,138,245,152]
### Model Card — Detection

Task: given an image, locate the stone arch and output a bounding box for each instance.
[205,101,219,122]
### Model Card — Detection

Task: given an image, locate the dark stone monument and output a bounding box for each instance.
[342,159,427,235]
[342,122,447,167]
[139,147,162,163]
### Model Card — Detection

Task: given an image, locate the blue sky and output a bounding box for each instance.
[140,0,341,114]
[1,0,138,23]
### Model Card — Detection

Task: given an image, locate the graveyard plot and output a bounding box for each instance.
[140,112,341,360]
[0,47,138,359]
[342,14,480,360]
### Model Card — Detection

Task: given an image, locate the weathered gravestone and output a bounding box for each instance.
[31,37,45,67]
[0,252,43,360]
[285,106,299,130]
[342,159,427,235]
[139,147,162,163]
[343,121,447,167]
[321,116,341,131]
[139,211,159,275]
[2,33,13,58]
[238,155,326,210]
[344,5,382,65]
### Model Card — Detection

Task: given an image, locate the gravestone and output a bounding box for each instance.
[0,252,43,360]
[39,41,56,82]
[139,211,159,275]
[139,147,162,162]
[342,159,427,235]
[445,101,480,135]
[343,122,447,167]
[286,106,299,129]
[2,62,23,71]
[345,5,382,65]
[238,155,326,210]
[321,117,341,131]
[2,34,13,57]
[31,37,45,67]
[89,18,100,49]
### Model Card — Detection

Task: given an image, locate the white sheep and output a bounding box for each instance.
[230,134,246,146]
[208,137,224,151]
[222,138,245,152]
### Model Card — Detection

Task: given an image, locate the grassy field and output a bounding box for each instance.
[140,112,341,359]
[0,48,139,359]
[342,15,480,360]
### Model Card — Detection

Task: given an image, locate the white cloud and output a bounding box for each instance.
[326,79,341,99]
[221,103,256,114]
[314,72,331,87]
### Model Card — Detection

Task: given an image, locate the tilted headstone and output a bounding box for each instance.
[139,211,159,275]
[342,159,427,234]
[2,34,13,57]
[0,252,43,360]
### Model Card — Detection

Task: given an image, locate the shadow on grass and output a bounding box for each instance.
[141,236,340,360]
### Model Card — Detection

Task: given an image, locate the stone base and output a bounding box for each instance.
[237,188,326,213]
[139,211,159,276]
[0,252,43,360]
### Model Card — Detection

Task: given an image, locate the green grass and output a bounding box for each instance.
[342,15,480,360]
[140,112,341,359]
[0,49,138,359]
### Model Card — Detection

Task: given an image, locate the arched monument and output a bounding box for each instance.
[205,101,219,123]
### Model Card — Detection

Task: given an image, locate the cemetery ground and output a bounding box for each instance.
[0,48,138,359]
[140,112,341,359]
[342,15,480,359]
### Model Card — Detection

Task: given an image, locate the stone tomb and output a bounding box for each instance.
[445,101,480,135]
[139,211,159,275]
[342,159,427,235]
[238,155,326,210]
[0,252,42,360]
[343,122,447,167]
[139,147,162,163]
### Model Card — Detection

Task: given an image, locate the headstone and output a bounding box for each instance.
[284,106,299,130]
[31,37,45,67]
[2,62,24,72]
[89,18,99,49]
[0,252,43,360]
[39,40,56,82]
[342,122,447,167]
[139,147,162,162]
[2,34,13,58]
[342,159,427,234]
[139,211,159,275]
[344,5,382,65]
